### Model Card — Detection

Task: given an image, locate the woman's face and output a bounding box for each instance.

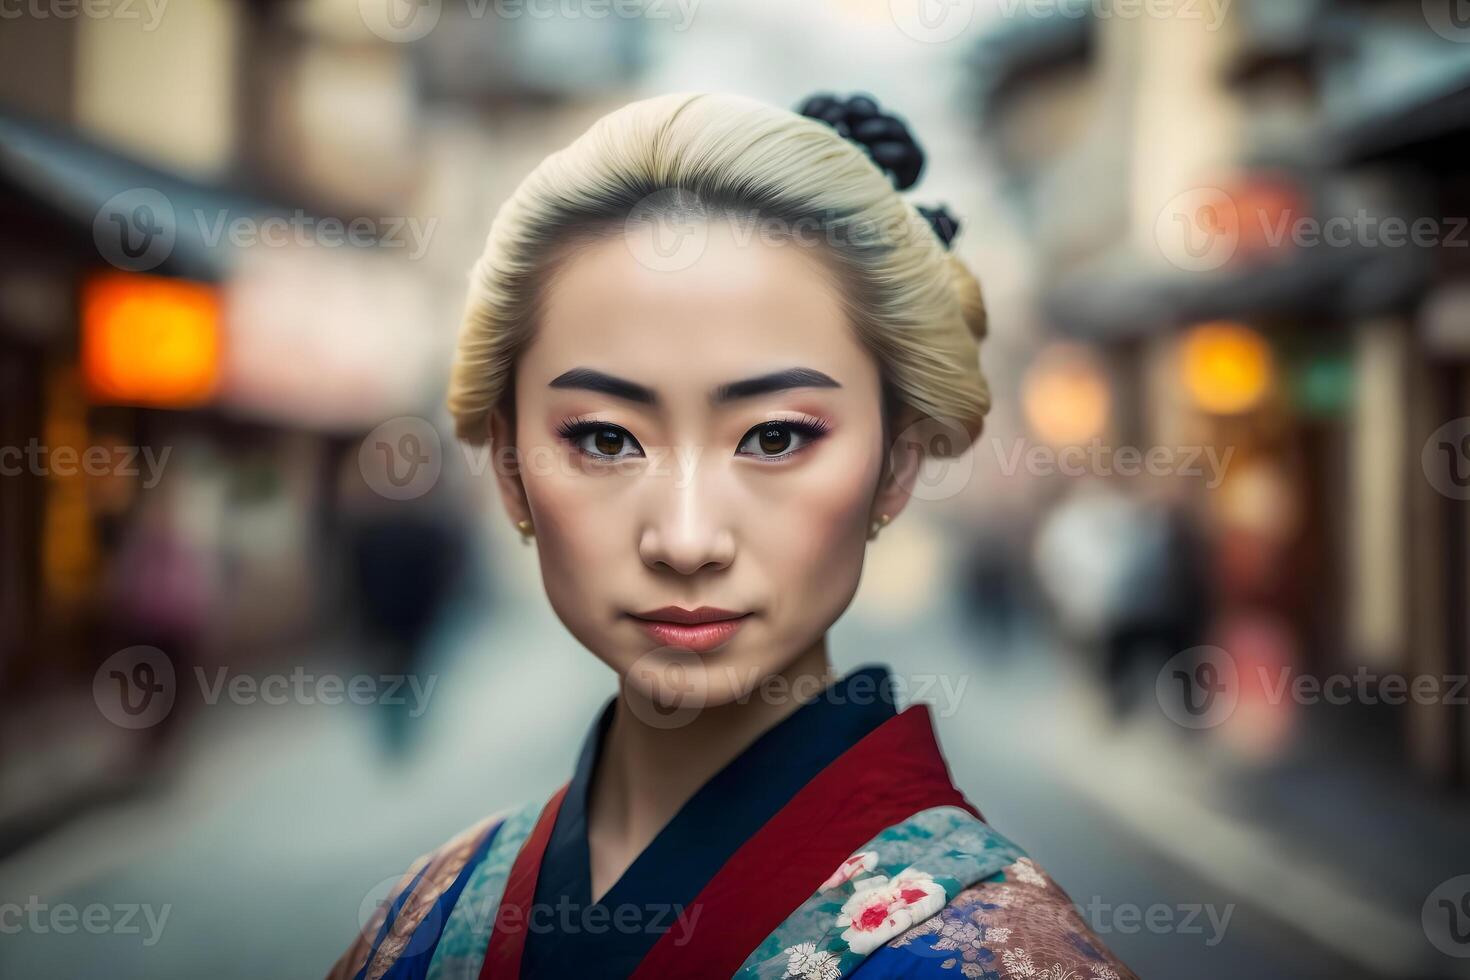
[491,218,917,711]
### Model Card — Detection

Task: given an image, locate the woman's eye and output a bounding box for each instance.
[561,423,644,460]
[736,420,826,460]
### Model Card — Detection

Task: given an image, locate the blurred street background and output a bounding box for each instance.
[3,1,1470,977]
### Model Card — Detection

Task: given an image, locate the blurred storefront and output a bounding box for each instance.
[969,0,1470,787]
[0,2,446,846]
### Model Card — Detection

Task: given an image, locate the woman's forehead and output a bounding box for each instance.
[525,221,876,390]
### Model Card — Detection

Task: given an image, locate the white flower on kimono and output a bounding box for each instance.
[835,867,947,955]
[818,850,879,892]
[1009,857,1047,888]
[781,941,841,980]
[1001,947,1036,976]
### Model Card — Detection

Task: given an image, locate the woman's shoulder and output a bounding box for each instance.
[325,799,541,980]
[857,854,1139,980]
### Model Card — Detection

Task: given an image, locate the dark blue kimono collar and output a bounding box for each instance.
[521,663,901,978]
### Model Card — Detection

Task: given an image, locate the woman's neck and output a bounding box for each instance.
[585,638,834,904]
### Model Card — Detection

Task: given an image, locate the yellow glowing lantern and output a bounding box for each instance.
[1022,342,1112,445]
[1181,321,1273,415]
[82,272,221,407]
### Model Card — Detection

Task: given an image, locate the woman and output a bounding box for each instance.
[330,91,1137,980]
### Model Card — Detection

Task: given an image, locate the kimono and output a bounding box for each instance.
[328,665,1138,980]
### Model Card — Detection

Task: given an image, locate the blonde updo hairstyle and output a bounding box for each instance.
[447,91,990,462]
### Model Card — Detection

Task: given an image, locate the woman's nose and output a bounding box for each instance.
[637,461,736,575]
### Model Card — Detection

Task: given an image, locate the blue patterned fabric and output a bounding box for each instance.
[423,800,542,980]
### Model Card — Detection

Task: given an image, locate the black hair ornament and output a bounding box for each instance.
[796,91,961,250]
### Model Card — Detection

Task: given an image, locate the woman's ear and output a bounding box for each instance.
[488,406,533,530]
[870,407,925,529]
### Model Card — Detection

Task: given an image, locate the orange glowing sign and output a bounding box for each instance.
[82,272,221,407]
[1181,321,1273,415]
[1022,342,1112,445]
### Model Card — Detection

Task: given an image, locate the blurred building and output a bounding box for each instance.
[0,0,522,845]
[969,0,1470,787]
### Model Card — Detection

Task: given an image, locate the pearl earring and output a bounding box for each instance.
[515,519,535,543]
[868,513,891,541]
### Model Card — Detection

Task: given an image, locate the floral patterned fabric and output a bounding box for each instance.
[736,805,1024,978]
[855,857,1139,979]
[735,808,1137,980]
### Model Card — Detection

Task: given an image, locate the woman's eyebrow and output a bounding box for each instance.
[712,367,841,404]
[548,368,657,404]
[548,367,841,406]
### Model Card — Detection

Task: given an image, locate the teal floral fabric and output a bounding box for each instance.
[734,805,1025,978]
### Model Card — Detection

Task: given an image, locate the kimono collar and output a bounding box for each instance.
[572,662,901,833]
[518,663,902,978]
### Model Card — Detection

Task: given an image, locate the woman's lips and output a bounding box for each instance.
[629,614,751,653]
